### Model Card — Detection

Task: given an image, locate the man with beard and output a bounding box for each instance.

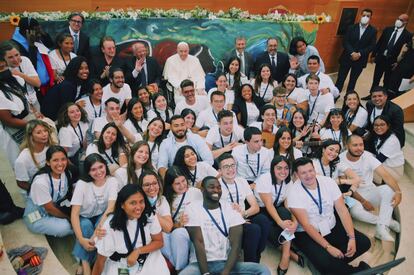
[102,67,132,109]
[157,115,213,177]
[339,135,402,241]
[180,176,271,275]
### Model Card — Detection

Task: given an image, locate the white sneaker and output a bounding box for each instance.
[389,219,401,233]
[375,225,394,241]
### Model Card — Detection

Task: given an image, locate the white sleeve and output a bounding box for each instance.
[352,108,368,128]
[106,177,119,201]
[124,84,132,99]
[148,214,162,234]
[156,197,171,216]
[58,127,73,147]
[286,184,305,209]
[14,153,30,181]
[30,176,52,206]
[95,218,117,257]
[379,135,402,158]
[255,174,272,194]
[185,204,202,227]
[71,180,85,205]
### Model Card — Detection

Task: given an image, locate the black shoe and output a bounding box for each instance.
[357,260,371,271]
[277,266,288,275]
[361,95,371,100]
[11,206,25,218]
[0,211,16,225]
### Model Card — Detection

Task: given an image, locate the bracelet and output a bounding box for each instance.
[325,244,331,250]
[348,234,356,240]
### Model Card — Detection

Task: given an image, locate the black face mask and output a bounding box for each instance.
[0,69,13,82]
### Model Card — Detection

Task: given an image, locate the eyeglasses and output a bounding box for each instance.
[222,163,236,170]
[142,182,158,189]
[70,19,83,24]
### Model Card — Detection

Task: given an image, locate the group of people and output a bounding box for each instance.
[0,8,409,275]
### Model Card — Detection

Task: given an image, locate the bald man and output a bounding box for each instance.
[127,42,162,92]
[370,13,412,93]
[163,42,206,102]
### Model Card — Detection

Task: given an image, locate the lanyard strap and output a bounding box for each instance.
[222,179,239,204]
[345,109,355,126]
[219,128,233,148]
[188,167,197,186]
[172,192,187,220]
[204,204,228,237]
[308,90,320,118]
[48,173,62,201]
[301,180,322,215]
[212,110,218,122]
[246,153,260,178]
[89,96,102,118]
[103,150,119,165]
[58,48,71,68]
[318,159,333,177]
[71,124,84,146]
[274,182,283,207]
[260,82,270,100]
[123,220,146,253]
[330,129,341,142]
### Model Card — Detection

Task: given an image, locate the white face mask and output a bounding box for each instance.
[395,19,404,28]
[360,16,370,25]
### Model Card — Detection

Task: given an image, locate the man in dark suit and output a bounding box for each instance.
[336,9,377,93]
[254,38,290,83]
[223,36,254,78]
[126,42,162,93]
[67,12,90,60]
[366,86,405,147]
[370,14,412,92]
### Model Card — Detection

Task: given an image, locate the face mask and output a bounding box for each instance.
[148,196,157,206]
[0,69,13,81]
[360,16,370,25]
[395,19,403,28]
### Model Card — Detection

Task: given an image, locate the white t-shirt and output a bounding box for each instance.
[232,145,272,182]
[319,128,351,144]
[255,173,291,208]
[370,107,383,123]
[123,118,147,143]
[219,177,253,211]
[170,187,203,223]
[307,91,334,124]
[148,141,160,169]
[30,173,69,206]
[186,201,245,262]
[10,56,39,106]
[174,95,209,116]
[95,214,169,275]
[339,151,381,190]
[14,147,48,182]
[196,107,239,129]
[205,125,244,149]
[312,158,350,180]
[345,107,368,129]
[77,96,106,121]
[250,122,279,134]
[102,83,132,108]
[226,73,249,90]
[147,108,173,123]
[153,196,171,217]
[207,88,235,109]
[187,162,219,187]
[86,143,121,165]
[92,116,111,135]
[251,79,277,102]
[58,122,89,157]
[375,134,405,167]
[48,50,77,76]
[276,147,303,160]
[71,177,118,218]
[245,102,260,126]
[286,87,308,104]
[114,167,143,191]
[287,176,342,232]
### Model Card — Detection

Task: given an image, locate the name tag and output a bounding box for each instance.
[118,268,129,275]
[26,210,43,224]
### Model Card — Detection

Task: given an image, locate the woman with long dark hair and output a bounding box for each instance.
[137,86,153,111]
[181,108,198,134]
[92,184,169,275]
[251,64,278,103]
[225,56,248,93]
[232,83,265,127]
[48,33,76,84]
[282,73,309,112]
[71,153,118,275]
[162,166,202,271]
[85,122,128,175]
[341,91,368,135]
[76,79,105,121]
[142,117,165,168]
[273,126,303,165]
[319,108,351,151]
[23,145,76,237]
[173,145,218,188]
[124,97,148,141]
[289,36,325,77]
[147,93,173,129]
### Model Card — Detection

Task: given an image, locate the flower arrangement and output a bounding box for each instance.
[0,7,331,24]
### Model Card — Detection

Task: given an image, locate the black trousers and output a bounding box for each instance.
[242,213,271,263]
[294,220,371,275]
[259,206,292,245]
[371,55,393,90]
[336,62,364,93]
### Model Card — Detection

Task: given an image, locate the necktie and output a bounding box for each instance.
[238,53,245,75]
[271,55,276,69]
[386,29,398,56]
[73,34,79,53]
[141,63,147,86]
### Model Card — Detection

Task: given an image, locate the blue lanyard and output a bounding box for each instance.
[330,129,341,142]
[89,96,102,118]
[318,159,332,177]
[48,173,62,201]
[301,180,322,215]
[188,167,197,186]
[308,90,320,118]
[172,192,187,220]
[204,204,228,237]
[71,124,84,146]
[274,181,283,206]
[246,153,260,178]
[222,179,239,204]
[219,128,233,148]
[123,220,140,252]
[212,110,218,122]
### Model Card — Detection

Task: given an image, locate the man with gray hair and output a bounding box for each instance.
[163,41,206,101]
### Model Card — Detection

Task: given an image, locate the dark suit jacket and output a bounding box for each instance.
[66,28,90,60]
[373,26,412,63]
[223,50,254,78]
[254,51,290,83]
[126,56,162,92]
[90,54,128,87]
[339,24,377,68]
[366,100,405,147]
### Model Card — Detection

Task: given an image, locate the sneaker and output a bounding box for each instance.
[357,261,371,271]
[389,219,401,233]
[375,225,394,241]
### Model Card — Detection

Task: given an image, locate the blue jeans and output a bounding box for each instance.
[73,215,102,262]
[23,198,73,237]
[180,260,271,275]
[161,228,190,270]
